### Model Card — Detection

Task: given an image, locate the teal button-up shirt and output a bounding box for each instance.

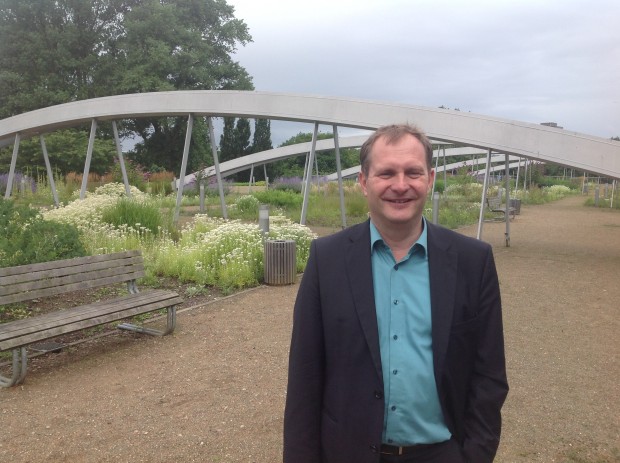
[370,219,451,445]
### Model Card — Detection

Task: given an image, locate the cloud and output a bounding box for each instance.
[228,0,620,140]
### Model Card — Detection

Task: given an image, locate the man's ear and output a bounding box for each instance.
[358,171,368,196]
[428,169,436,193]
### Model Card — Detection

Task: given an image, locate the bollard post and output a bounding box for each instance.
[432,191,440,224]
[259,204,269,235]
[199,183,205,213]
[594,187,600,207]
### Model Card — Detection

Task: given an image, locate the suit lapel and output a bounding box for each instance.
[345,221,383,381]
[427,223,458,388]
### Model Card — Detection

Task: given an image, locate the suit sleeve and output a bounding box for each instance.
[462,246,509,463]
[283,240,325,463]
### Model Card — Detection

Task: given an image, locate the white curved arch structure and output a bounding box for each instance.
[1,90,619,179]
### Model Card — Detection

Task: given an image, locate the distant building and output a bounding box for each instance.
[540,122,563,129]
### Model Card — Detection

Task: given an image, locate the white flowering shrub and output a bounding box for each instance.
[544,184,572,200]
[444,183,484,202]
[40,185,317,291]
[147,215,316,292]
[234,194,260,214]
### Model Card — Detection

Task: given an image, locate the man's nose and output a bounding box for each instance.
[390,174,409,191]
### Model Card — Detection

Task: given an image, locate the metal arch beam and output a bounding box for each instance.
[1,90,618,179]
[176,134,370,186]
[325,151,521,181]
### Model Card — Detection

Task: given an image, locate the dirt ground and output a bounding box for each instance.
[1,194,619,463]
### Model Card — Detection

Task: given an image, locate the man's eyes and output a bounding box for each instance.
[376,171,422,178]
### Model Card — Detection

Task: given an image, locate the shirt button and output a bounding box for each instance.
[393,335,398,340]
[374,390,383,399]
[391,405,396,411]
[393,299,398,305]
[393,369,398,375]
[394,264,399,271]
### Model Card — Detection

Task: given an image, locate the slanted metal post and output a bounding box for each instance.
[432,191,440,224]
[174,114,194,223]
[40,136,60,207]
[476,149,492,240]
[333,125,347,229]
[249,164,254,193]
[430,146,441,199]
[80,119,98,199]
[112,121,132,197]
[442,146,447,187]
[4,133,20,199]
[207,117,228,219]
[300,122,319,225]
[504,153,511,247]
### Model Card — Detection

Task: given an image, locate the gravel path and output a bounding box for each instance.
[1,194,619,462]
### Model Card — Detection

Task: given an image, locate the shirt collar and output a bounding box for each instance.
[370,218,428,257]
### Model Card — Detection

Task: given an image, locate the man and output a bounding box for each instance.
[283,124,508,463]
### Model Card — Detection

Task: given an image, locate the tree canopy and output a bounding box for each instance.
[0,0,254,174]
[268,132,360,180]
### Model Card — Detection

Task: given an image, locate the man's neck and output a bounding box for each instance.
[372,218,424,262]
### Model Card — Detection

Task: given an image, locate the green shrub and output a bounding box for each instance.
[0,198,86,267]
[101,197,173,236]
[254,189,303,208]
[110,160,146,191]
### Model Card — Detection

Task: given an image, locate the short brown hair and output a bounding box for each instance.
[359,124,433,175]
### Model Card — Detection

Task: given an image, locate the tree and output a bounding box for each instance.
[0,0,253,174]
[268,132,360,180]
[219,117,237,163]
[251,119,273,153]
[0,128,116,176]
[234,118,251,156]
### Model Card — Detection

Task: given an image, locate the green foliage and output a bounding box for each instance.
[251,119,273,154]
[253,189,303,208]
[0,198,86,267]
[219,117,237,163]
[219,117,257,182]
[267,132,360,179]
[110,159,147,191]
[234,118,252,156]
[230,194,259,218]
[0,0,254,174]
[0,129,116,176]
[101,197,174,237]
[130,115,215,176]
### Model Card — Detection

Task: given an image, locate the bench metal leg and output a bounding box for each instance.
[117,306,177,336]
[0,347,28,388]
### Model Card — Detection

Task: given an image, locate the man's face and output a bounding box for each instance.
[358,134,434,231]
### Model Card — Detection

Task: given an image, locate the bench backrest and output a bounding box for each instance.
[0,250,145,306]
[487,197,502,209]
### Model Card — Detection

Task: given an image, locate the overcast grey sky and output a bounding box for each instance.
[226,0,619,145]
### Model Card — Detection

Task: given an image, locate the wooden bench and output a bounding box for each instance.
[486,197,516,221]
[0,250,182,387]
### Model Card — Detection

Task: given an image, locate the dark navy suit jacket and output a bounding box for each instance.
[283,220,508,463]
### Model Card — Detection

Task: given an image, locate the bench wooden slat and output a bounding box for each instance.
[0,270,146,305]
[0,290,181,341]
[0,262,144,298]
[0,292,182,351]
[0,256,143,289]
[0,250,140,278]
[0,254,143,292]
